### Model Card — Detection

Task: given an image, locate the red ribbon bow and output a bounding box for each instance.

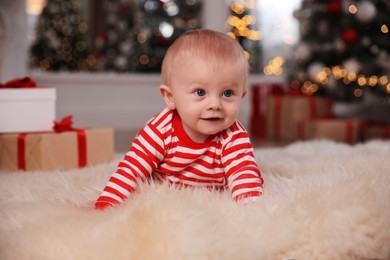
[53,115,75,132]
[0,77,37,88]
[53,115,87,167]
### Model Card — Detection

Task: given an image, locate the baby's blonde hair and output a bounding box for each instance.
[161,29,249,86]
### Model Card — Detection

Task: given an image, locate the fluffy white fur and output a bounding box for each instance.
[1,140,390,259]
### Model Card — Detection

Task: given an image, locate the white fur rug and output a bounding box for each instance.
[1,140,390,260]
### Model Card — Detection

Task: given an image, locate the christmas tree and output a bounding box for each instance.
[289,0,390,102]
[227,0,263,73]
[95,0,202,72]
[29,0,95,71]
[94,0,139,72]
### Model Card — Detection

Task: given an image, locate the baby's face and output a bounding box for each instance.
[168,57,247,143]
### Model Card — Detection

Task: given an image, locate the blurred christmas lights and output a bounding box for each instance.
[227,0,262,73]
[293,64,390,97]
[27,0,47,15]
[263,56,284,76]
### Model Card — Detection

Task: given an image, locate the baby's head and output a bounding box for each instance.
[159,29,250,143]
[161,29,249,87]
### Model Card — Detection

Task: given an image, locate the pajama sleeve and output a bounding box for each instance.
[95,123,165,210]
[221,124,263,202]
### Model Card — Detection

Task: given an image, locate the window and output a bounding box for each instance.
[26,0,301,74]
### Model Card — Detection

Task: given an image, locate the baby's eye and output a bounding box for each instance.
[223,90,233,97]
[195,89,206,96]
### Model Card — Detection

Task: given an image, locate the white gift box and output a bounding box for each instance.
[0,88,56,133]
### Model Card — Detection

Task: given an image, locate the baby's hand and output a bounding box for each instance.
[240,196,261,204]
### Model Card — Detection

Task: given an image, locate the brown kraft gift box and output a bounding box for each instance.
[298,119,360,144]
[266,95,334,142]
[0,128,114,171]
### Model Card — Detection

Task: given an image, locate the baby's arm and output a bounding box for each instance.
[222,127,264,203]
[95,124,164,210]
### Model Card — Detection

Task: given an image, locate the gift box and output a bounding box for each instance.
[0,77,56,133]
[0,128,114,171]
[266,94,334,142]
[297,118,360,144]
[250,83,285,138]
[360,121,390,141]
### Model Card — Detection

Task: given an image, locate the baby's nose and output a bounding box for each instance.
[207,95,222,110]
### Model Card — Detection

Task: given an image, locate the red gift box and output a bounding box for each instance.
[250,83,285,138]
[360,121,390,141]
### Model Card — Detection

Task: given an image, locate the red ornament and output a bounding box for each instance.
[327,0,341,14]
[342,28,358,44]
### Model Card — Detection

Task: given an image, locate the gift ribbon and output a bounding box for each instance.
[17,134,27,170]
[345,120,354,144]
[17,115,87,171]
[273,96,283,140]
[0,77,37,88]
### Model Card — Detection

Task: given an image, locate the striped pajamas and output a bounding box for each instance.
[95,108,263,209]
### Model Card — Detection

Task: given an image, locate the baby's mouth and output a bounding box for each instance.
[203,117,222,121]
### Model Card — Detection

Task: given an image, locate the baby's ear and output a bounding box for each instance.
[160,84,176,110]
[242,87,247,98]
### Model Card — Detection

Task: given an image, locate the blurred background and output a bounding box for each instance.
[1,0,389,151]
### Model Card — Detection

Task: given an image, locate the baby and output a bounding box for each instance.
[95,29,264,210]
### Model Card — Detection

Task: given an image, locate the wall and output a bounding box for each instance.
[0,0,28,82]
